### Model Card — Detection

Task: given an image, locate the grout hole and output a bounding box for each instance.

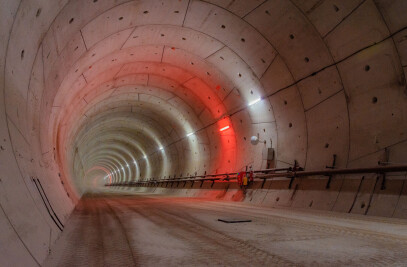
[190,62,194,65]
[118,16,123,20]
[36,8,41,17]
[221,25,225,29]
[261,58,266,63]
[21,50,24,60]
[93,0,98,2]
[276,197,279,201]
[182,37,186,40]
[161,33,165,37]
[304,57,310,63]
[289,123,293,128]
[289,34,294,39]
[325,143,329,148]
[143,10,149,14]
[372,96,378,104]
[361,202,365,209]
[174,10,179,13]
[284,100,287,105]
[241,38,245,42]
[333,5,339,12]
[69,18,74,24]
[238,73,242,77]
[365,65,370,71]
[265,10,270,15]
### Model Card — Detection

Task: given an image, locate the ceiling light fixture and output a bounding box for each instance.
[219,125,230,132]
[248,97,262,106]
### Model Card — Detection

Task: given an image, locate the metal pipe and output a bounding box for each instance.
[106,165,407,186]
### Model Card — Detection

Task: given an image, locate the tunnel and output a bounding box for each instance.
[1,0,407,266]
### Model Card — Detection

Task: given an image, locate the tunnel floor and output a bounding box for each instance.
[44,193,407,266]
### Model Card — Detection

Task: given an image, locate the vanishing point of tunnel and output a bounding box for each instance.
[1,0,407,266]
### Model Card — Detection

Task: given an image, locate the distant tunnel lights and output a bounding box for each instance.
[219,125,230,132]
[248,97,262,106]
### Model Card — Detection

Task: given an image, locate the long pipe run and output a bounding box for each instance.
[106,165,407,186]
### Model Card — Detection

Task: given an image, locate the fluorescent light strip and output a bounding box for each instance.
[219,125,230,132]
[248,97,262,106]
[186,132,194,137]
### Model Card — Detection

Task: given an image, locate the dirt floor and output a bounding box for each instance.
[44,192,407,266]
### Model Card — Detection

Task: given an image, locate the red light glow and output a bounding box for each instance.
[219,125,230,132]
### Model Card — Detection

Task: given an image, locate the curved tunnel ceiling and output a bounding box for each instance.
[4,0,407,201]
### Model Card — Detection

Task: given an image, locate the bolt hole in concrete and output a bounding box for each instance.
[333,5,339,12]
[372,96,378,103]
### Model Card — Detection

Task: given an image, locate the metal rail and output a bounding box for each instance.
[105,165,407,187]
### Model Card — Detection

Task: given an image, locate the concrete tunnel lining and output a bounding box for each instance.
[1,0,407,265]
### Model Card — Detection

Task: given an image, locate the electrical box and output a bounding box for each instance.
[262,147,274,161]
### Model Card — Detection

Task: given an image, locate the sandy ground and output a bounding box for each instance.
[44,192,407,266]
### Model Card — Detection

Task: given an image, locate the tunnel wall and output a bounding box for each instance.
[0,1,75,266]
[1,0,407,266]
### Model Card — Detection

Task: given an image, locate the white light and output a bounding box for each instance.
[126,164,129,167]
[187,132,194,137]
[248,97,261,106]
[134,161,137,164]
[144,155,147,159]
[219,125,230,132]
[159,147,164,151]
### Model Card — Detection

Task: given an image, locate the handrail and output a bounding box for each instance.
[105,165,407,187]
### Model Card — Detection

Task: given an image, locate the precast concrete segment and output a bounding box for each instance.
[44,194,407,267]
